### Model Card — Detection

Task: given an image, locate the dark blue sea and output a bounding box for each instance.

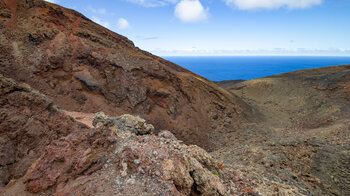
[163,56,350,81]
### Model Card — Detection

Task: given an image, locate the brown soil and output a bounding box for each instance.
[63,110,94,128]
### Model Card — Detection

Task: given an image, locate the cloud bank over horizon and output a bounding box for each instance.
[224,0,323,10]
[151,47,350,56]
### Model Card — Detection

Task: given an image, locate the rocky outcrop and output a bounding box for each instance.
[0,0,254,151]
[92,112,155,135]
[21,109,306,196]
[26,115,228,195]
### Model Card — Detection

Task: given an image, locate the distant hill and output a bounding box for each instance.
[215,80,245,88]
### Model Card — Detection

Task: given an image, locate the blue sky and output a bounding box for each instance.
[46,0,350,56]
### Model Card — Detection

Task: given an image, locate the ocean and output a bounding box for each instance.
[163,56,350,81]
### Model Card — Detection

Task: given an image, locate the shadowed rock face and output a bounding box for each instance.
[0,0,254,151]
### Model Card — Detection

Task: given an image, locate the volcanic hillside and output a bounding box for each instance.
[0,0,254,151]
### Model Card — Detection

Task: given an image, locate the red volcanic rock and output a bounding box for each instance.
[22,112,253,196]
[0,74,87,187]
[0,0,254,151]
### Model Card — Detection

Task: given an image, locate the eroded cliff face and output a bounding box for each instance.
[0,0,253,151]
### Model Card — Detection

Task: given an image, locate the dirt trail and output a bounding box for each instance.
[63,111,94,128]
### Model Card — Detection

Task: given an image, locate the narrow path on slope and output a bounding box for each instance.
[63,110,94,128]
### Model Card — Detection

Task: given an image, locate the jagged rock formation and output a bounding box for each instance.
[0,0,254,151]
[92,112,155,135]
[25,115,227,195]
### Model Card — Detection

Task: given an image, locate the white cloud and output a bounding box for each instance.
[224,0,323,10]
[151,48,350,56]
[126,0,178,7]
[88,6,107,15]
[117,18,131,29]
[175,0,208,22]
[91,16,110,28]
